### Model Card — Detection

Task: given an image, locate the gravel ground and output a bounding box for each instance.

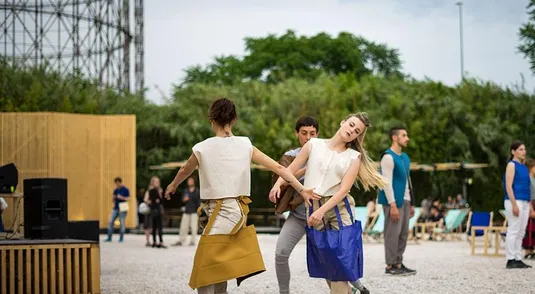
[101,234,535,294]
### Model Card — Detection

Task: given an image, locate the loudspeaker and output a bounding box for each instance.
[68,220,99,242]
[0,163,18,193]
[23,178,68,239]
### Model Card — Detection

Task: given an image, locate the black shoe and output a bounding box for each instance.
[506,259,522,269]
[400,264,417,275]
[359,286,370,294]
[385,267,406,275]
[516,260,532,268]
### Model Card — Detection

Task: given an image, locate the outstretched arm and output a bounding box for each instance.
[165,153,199,199]
[273,140,311,189]
[252,146,317,205]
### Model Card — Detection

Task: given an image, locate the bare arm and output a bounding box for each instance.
[281,167,306,188]
[252,147,307,193]
[273,141,311,189]
[316,156,361,214]
[505,162,516,205]
[380,155,396,206]
[165,153,199,198]
[143,190,150,203]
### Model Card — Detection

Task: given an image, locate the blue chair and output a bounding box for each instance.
[466,211,494,255]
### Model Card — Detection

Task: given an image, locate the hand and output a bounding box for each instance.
[269,186,281,203]
[183,196,190,203]
[308,209,325,227]
[165,183,177,200]
[410,205,415,218]
[513,203,519,217]
[299,188,320,206]
[390,205,400,222]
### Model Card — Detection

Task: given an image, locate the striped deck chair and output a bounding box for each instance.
[433,208,469,241]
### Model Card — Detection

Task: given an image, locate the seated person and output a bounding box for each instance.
[425,205,445,240]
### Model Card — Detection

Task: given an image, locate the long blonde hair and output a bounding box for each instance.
[344,112,388,191]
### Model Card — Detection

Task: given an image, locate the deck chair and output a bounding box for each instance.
[408,207,421,242]
[466,211,494,255]
[353,206,369,241]
[367,210,385,241]
[353,206,369,230]
[499,209,507,226]
[434,208,469,241]
[498,209,508,241]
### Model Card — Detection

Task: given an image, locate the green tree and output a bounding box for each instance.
[518,0,535,73]
[181,30,403,86]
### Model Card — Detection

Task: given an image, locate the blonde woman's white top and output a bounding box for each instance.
[192,136,253,200]
[304,138,360,196]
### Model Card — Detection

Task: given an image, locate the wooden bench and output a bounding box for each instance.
[0,239,100,294]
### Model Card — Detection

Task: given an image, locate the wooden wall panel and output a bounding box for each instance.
[0,112,136,230]
[99,116,136,229]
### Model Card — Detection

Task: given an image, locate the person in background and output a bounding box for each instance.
[105,177,130,242]
[503,141,532,269]
[144,176,165,247]
[146,177,167,248]
[456,194,467,208]
[377,126,417,276]
[173,176,201,246]
[445,196,456,210]
[0,196,7,232]
[366,197,376,229]
[431,198,444,213]
[522,158,535,259]
[425,206,445,240]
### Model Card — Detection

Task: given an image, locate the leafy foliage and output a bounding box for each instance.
[181,30,403,86]
[519,0,535,73]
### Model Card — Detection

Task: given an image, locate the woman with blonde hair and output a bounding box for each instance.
[270,112,387,294]
[165,98,315,293]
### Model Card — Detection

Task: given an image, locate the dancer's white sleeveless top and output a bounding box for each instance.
[304,138,360,196]
[192,136,252,200]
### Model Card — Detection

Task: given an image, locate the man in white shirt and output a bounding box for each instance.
[377,127,416,276]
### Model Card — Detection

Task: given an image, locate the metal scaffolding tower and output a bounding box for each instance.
[0,0,144,94]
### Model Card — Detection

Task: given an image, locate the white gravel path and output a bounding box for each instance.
[101,234,534,294]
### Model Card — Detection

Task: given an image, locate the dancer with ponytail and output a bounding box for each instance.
[503,141,532,269]
[165,98,317,294]
[270,113,386,294]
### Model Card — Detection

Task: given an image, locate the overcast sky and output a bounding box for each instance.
[143,0,532,103]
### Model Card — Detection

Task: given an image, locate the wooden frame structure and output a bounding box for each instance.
[0,112,136,230]
[0,239,100,294]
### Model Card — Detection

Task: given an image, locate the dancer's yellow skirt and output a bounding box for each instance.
[188,196,266,289]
